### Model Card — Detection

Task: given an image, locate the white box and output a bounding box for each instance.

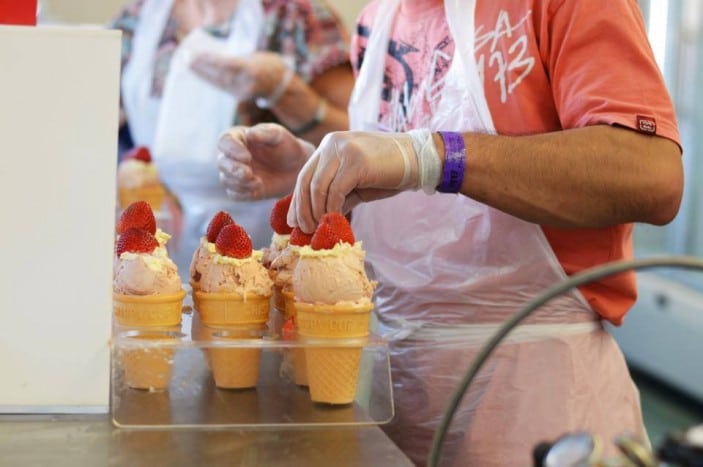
[0,25,121,413]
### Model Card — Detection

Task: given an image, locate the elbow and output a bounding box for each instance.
[648,185,683,226]
[644,155,684,226]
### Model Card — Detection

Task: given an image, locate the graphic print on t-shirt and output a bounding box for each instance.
[356,9,535,132]
[475,10,535,105]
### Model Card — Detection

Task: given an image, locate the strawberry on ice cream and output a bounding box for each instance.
[114,201,172,276]
[189,210,234,292]
[193,224,273,389]
[113,229,181,296]
[270,227,312,294]
[112,201,185,327]
[292,212,375,405]
[262,194,294,268]
[192,221,272,329]
[116,146,166,210]
[196,224,273,297]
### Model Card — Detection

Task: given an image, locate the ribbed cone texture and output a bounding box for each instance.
[296,302,372,404]
[113,290,185,327]
[193,291,271,326]
[119,344,175,390]
[305,347,361,404]
[118,184,166,211]
[210,347,262,389]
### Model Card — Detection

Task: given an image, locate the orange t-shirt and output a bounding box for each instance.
[351,0,681,325]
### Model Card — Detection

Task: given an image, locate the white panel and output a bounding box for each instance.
[0,25,120,412]
[609,272,703,403]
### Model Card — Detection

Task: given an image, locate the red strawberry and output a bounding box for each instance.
[215,224,252,258]
[206,211,234,243]
[270,194,294,235]
[310,212,355,250]
[117,201,156,235]
[125,146,152,163]
[282,317,296,340]
[320,212,352,232]
[289,227,313,247]
[115,228,159,256]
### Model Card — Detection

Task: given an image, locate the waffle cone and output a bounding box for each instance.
[118,184,166,211]
[209,324,264,389]
[295,302,373,338]
[210,346,262,389]
[113,290,186,327]
[118,335,177,390]
[193,291,271,326]
[296,301,372,404]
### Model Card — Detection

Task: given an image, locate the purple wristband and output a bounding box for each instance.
[437,131,466,193]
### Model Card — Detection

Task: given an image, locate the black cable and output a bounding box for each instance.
[427,255,703,467]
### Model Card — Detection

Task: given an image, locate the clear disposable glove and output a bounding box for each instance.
[190,51,289,102]
[288,130,442,233]
[217,123,314,201]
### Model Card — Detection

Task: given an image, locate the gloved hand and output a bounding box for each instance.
[217,123,314,201]
[288,129,442,233]
[190,51,290,102]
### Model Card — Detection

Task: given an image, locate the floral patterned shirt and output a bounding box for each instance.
[112,0,350,124]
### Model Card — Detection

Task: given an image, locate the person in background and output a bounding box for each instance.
[112,0,353,274]
[216,0,683,465]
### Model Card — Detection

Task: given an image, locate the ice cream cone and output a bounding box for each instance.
[118,184,166,211]
[209,326,265,389]
[117,330,181,390]
[193,291,271,326]
[113,290,186,327]
[192,292,269,389]
[295,302,373,404]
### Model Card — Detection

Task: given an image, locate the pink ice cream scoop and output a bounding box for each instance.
[114,252,182,295]
[293,242,374,305]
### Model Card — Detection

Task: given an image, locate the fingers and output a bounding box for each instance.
[189,53,225,85]
[289,133,354,233]
[217,127,251,163]
[309,135,343,221]
[245,123,287,147]
[190,53,251,97]
[226,187,262,201]
[289,153,320,233]
[218,157,257,185]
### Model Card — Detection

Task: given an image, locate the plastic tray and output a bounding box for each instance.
[110,307,393,429]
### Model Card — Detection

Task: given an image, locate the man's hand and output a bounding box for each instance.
[191,51,288,101]
[217,123,313,201]
[288,131,422,233]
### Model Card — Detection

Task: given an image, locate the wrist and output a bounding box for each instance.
[290,97,327,136]
[255,64,294,109]
[432,132,445,174]
[436,131,466,193]
[407,129,441,194]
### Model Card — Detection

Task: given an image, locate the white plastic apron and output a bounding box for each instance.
[348,1,646,465]
[121,0,276,273]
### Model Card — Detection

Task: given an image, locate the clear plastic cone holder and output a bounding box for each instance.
[111,307,394,428]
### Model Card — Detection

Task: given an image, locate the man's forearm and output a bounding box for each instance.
[444,125,683,228]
